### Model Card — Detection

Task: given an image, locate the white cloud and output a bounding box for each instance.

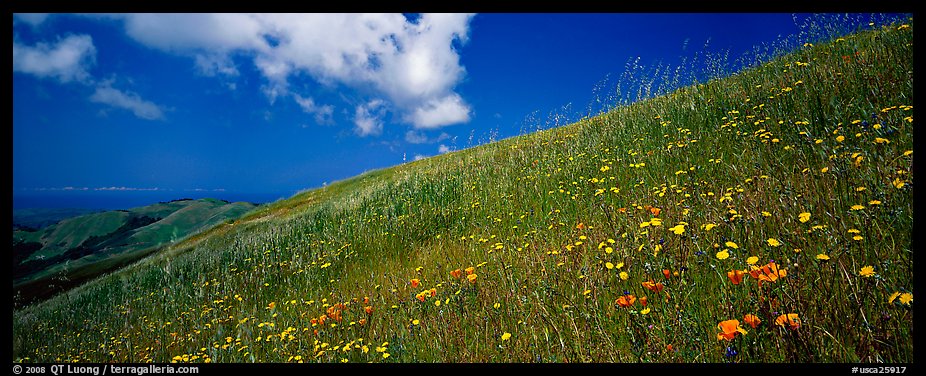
[14,13,50,27]
[406,130,451,144]
[353,99,386,137]
[413,154,428,161]
[407,93,471,129]
[194,53,239,77]
[438,144,452,154]
[90,84,165,120]
[13,34,96,83]
[294,95,335,125]
[100,13,475,131]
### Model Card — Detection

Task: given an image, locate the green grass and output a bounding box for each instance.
[12,19,913,363]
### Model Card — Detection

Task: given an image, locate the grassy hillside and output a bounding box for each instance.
[12,20,913,363]
[13,199,258,305]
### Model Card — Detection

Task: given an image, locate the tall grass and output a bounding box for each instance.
[12,16,913,363]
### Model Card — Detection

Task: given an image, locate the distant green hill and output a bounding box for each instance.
[13,208,103,230]
[12,198,257,305]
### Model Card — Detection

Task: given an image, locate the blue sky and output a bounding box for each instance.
[12,13,874,208]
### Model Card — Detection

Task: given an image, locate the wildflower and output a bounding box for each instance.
[640,296,648,307]
[774,313,801,330]
[725,241,739,249]
[748,262,787,286]
[892,178,905,189]
[743,314,761,329]
[267,302,276,310]
[716,250,730,260]
[851,204,865,211]
[619,271,629,281]
[668,224,685,235]
[767,238,781,247]
[411,279,420,288]
[467,273,478,283]
[859,266,875,278]
[816,254,830,261]
[746,256,759,265]
[364,306,373,315]
[727,270,745,285]
[868,200,881,206]
[717,319,748,341]
[411,319,420,326]
[888,292,902,304]
[663,269,672,279]
[703,223,717,231]
[642,280,664,293]
[616,294,637,307]
[799,212,811,223]
[450,269,462,279]
[650,207,662,216]
[899,292,913,305]
[465,267,475,275]
[606,262,615,270]
[501,332,511,341]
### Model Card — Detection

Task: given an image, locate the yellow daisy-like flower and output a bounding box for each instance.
[619,271,629,281]
[893,178,905,189]
[702,223,717,231]
[767,238,781,247]
[668,224,685,235]
[888,292,902,304]
[501,332,511,341]
[725,241,738,249]
[859,266,875,278]
[816,253,830,261]
[640,307,651,315]
[746,256,759,265]
[799,212,811,223]
[716,250,730,260]
[605,262,615,270]
[869,200,882,205]
[851,204,865,211]
[899,293,913,305]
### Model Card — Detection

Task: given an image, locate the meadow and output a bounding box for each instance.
[12,17,913,363]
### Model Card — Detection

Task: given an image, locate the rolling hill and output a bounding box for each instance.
[13,198,258,305]
[12,19,913,363]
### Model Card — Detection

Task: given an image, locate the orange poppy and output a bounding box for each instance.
[363,296,370,305]
[465,267,475,275]
[576,222,586,230]
[430,288,437,297]
[467,273,478,283]
[639,296,648,307]
[618,207,627,213]
[727,270,745,285]
[743,314,761,329]
[642,280,665,293]
[411,278,420,288]
[775,313,801,330]
[650,207,662,216]
[364,306,373,315]
[416,292,426,302]
[748,262,787,286]
[358,318,367,326]
[615,294,637,307]
[663,269,672,279]
[450,269,463,279]
[717,319,748,341]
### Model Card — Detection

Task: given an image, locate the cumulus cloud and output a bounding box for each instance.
[438,144,452,154]
[13,34,96,83]
[90,84,165,120]
[100,13,475,131]
[354,99,387,137]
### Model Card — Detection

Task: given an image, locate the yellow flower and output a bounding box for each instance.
[411,319,420,326]
[619,272,629,281]
[859,266,875,277]
[767,238,781,247]
[501,332,511,341]
[893,178,905,189]
[640,307,651,315]
[716,250,730,260]
[851,204,865,211]
[746,256,759,265]
[816,254,830,261]
[874,137,890,144]
[836,135,845,142]
[725,241,738,249]
[703,223,717,231]
[888,292,902,304]
[799,212,811,223]
[606,262,615,270]
[868,200,881,205]
[899,293,913,305]
[669,224,685,235]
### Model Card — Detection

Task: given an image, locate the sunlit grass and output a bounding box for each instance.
[12,18,913,363]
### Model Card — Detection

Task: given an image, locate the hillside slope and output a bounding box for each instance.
[13,21,913,363]
[13,198,258,305]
